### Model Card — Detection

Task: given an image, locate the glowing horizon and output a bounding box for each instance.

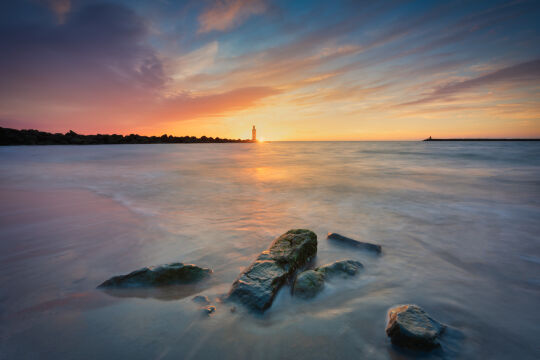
[1,0,539,141]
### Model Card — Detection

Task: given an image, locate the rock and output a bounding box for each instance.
[293,260,363,298]
[293,270,325,299]
[316,259,363,277]
[327,233,381,253]
[192,295,210,305]
[227,229,317,312]
[98,263,212,288]
[385,304,446,350]
[202,305,216,315]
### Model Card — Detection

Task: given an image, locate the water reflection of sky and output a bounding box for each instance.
[1,142,539,359]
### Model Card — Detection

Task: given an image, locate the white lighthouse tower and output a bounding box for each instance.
[252,125,256,141]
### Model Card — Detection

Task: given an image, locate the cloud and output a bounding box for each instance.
[159,86,280,121]
[198,0,266,33]
[167,41,219,82]
[0,2,284,134]
[400,59,540,106]
[0,3,167,106]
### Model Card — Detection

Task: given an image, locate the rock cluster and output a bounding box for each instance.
[227,229,317,312]
[97,229,448,351]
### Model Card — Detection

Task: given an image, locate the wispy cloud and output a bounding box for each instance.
[198,0,266,33]
[400,59,540,106]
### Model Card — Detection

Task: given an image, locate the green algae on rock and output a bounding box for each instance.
[385,304,446,350]
[97,263,212,288]
[227,229,317,312]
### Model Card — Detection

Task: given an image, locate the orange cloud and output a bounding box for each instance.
[198,0,266,33]
[159,86,280,122]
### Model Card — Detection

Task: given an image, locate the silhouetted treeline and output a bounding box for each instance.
[0,127,254,145]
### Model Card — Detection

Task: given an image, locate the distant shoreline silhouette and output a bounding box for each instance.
[0,127,255,146]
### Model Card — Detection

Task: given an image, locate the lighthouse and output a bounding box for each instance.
[252,125,256,141]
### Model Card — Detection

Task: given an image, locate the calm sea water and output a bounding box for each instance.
[1,142,539,359]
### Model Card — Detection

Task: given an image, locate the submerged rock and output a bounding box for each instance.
[327,233,382,253]
[293,270,325,299]
[316,259,363,277]
[192,295,211,305]
[202,305,216,315]
[385,304,446,350]
[98,263,212,288]
[227,229,317,312]
[293,260,363,298]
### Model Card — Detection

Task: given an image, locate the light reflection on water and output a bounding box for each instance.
[1,142,539,359]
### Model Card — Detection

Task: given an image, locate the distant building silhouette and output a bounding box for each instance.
[252,125,256,141]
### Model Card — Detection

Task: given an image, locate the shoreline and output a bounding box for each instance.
[0,126,255,146]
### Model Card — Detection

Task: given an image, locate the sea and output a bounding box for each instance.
[1,141,539,359]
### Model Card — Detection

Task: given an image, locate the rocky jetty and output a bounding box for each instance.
[227,229,317,312]
[293,259,363,298]
[385,304,446,350]
[327,233,382,253]
[98,263,212,288]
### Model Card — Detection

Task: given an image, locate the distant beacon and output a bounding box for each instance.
[252,125,257,141]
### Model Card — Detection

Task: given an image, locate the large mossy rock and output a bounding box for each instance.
[98,263,212,288]
[327,233,382,253]
[227,229,317,312]
[385,304,446,350]
[293,259,363,298]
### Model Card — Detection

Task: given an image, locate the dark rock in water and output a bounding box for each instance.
[202,305,216,315]
[293,270,325,299]
[192,295,210,305]
[386,304,446,350]
[327,233,381,253]
[227,229,317,312]
[98,263,212,288]
[316,259,363,277]
[293,260,363,298]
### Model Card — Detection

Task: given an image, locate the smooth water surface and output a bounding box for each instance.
[1,142,539,359]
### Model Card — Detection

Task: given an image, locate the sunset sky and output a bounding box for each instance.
[1,0,539,140]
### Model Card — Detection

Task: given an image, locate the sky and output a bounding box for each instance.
[1,0,539,140]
